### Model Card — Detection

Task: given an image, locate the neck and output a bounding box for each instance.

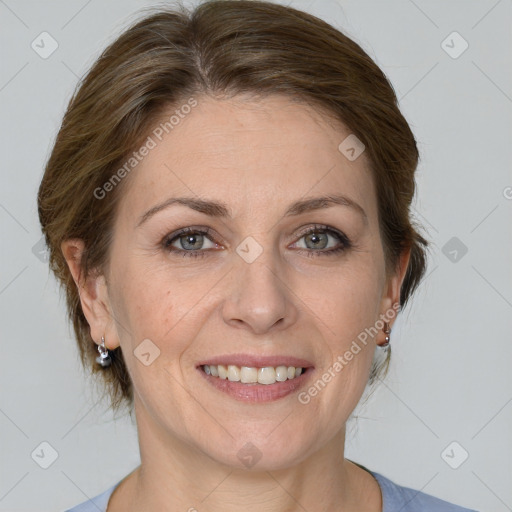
[114,398,378,512]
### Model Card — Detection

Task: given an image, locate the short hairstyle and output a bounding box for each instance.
[38,0,428,414]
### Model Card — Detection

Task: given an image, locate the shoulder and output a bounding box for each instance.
[63,481,119,512]
[370,470,480,512]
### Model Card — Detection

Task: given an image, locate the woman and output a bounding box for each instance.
[38,1,479,510]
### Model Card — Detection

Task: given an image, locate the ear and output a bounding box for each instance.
[61,238,120,350]
[378,246,411,337]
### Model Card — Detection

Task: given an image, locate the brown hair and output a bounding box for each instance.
[38,0,428,414]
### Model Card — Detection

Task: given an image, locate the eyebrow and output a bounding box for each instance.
[136,194,367,227]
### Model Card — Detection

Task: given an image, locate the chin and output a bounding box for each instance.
[201,430,316,472]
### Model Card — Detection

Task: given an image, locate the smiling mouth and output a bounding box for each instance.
[200,364,309,385]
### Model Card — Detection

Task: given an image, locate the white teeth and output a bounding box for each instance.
[240,366,258,383]
[227,365,240,381]
[275,365,288,382]
[202,364,306,384]
[218,364,228,380]
[258,367,276,384]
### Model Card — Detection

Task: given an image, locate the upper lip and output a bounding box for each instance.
[197,353,314,369]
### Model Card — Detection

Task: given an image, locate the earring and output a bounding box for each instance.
[378,322,391,349]
[96,335,112,367]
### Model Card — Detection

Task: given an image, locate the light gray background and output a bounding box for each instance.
[1,0,511,511]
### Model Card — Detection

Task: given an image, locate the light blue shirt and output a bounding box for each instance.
[64,468,479,511]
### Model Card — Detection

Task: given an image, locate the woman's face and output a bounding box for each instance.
[86,94,405,470]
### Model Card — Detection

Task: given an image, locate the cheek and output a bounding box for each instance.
[109,254,216,360]
[306,267,382,414]
[301,251,383,405]
[107,268,196,416]
[301,259,383,342]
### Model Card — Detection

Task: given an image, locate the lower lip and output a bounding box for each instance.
[197,367,314,402]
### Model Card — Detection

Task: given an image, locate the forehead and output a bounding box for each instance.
[117,94,377,224]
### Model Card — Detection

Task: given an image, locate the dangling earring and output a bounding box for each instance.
[378,322,391,349]
[96,335,112,367]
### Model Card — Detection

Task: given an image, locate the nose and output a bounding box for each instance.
[221,241,299,335]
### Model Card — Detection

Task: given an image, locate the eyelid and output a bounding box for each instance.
[162,225,223,248]
[162,224,345,244]
[161,223,351,256]
[293,223,350,242]
[291,224,351,250]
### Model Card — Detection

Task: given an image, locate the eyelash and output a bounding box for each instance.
[161,224,352,259]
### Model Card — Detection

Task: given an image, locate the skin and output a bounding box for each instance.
[62,94,410,512]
